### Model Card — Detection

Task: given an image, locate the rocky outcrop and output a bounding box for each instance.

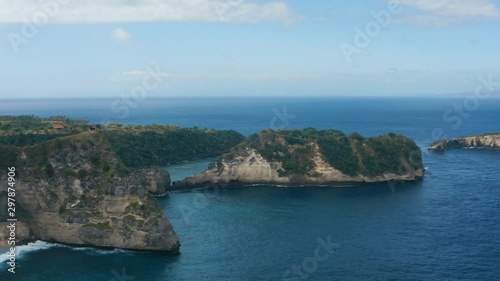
[173,129,424,188]
[0,132,179,252]
[429,134,500,152]
[132,167,170,195]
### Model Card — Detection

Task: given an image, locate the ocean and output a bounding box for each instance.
[1,97,499,280]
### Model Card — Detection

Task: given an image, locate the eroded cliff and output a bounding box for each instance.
[0,132,179,252]
[174,129,424,188]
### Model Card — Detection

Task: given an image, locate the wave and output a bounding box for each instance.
[0,241,136,263]
[0,241,55,263]
[68,246,136,256]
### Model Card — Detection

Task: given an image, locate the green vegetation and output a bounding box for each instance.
[45,163,55,177]
[0,115,422,180]
[317,135,359,176]
[248,129,345,176]
[124,214,136,221]
[80,194,99,207]
[85,221,113,230]
[0,133,71,147]
[104,125,245,167]
[356,134,422,176]
[257,141,315,176]
[145,193,163,212]
[128,201,144,210]
[0,116,246,175]
[77,169,89,179]
[0,145,19,170]
[0,115,89,147]
[249,128,423,177]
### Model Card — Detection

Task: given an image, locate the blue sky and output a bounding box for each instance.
[1,0,499,98]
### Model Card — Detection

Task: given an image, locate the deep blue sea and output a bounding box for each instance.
[1,97,499,280]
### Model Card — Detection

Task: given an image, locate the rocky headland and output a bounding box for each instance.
[0,132,179,252]
[429,134,500,152]
[173,128,424,188]
[0,116,247,252]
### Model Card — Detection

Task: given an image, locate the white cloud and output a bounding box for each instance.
[396,0,500,18]
[388,0,500,26]
[0,0,298,24]
[111,28,131,43]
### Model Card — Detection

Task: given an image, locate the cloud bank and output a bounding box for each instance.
[0,0,297,24]
[389,0,500,26]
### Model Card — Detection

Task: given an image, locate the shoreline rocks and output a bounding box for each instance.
[429,134,500,152]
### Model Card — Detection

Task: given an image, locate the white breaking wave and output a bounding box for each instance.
[0,240,136,263]
[0,240,55,263]
[154,192,169,197]
[69,246,135,256]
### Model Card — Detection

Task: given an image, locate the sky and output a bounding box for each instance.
[0,0,499,98]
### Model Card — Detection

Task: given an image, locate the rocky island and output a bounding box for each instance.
[0,116,246,252]
[174,128,424,188]
[429,134,500,152]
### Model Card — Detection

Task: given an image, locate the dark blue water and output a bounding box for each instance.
[1,97,500,280]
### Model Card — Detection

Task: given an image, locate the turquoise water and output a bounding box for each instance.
[1,97,499,280]
[164,156,219,183]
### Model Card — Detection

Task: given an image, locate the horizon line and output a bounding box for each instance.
[2,93,500,100]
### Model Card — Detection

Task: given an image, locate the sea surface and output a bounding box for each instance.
[1,97,499,280]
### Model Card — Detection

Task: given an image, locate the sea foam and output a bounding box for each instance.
[0,240,136,264]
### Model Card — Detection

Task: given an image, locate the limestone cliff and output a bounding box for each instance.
[173,129,424,188]
[429,134,500,152]
[0,132,179,252]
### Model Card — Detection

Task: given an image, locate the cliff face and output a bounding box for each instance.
[429,134,500,152]
[131,167,170,195]
[0,132,179,252]
[174,129,424,188]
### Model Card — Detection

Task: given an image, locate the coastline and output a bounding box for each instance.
[170,174,425,191]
